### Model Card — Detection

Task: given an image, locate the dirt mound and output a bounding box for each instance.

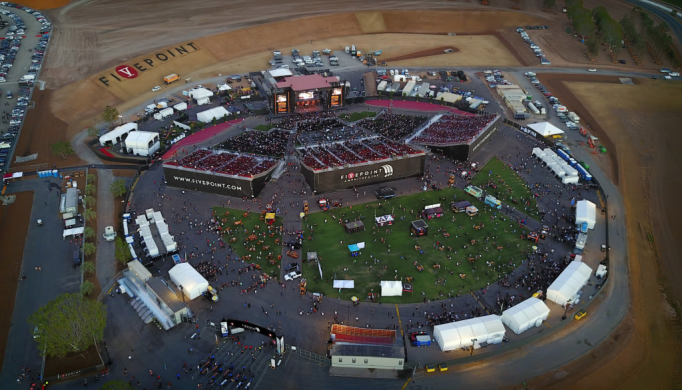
[383,46,459,62]
[13,0,68,10]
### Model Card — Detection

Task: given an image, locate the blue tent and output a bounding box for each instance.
[348,244,360,252]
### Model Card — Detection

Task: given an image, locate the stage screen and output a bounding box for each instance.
[298,92,314,100]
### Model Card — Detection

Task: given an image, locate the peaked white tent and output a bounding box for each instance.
[168,263,209,300]
[196,106,229,123]
[99,122,138,146]
[546,261,593,306]
[575,200,596,229]
[188,87,214,100]
[501,297,550,334]
[528,122,564,138]
[124,131,160,156]
[380,281,403,297]
[433,315,506,351]
[173,102,188,111]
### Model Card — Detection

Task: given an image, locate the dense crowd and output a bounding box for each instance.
[358,112,427,140]
[219,130,290,158]
[166,149,279,177]
[412,113,497,145]
[276,111,337,130]
[297,136,422,170]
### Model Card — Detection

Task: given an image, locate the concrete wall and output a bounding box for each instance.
[331,355,403,370]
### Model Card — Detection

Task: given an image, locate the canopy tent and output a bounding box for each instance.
[374,215,394,226]
[528,122,565,138]
[433,315,506,351]
[380,281,403,297]
[196,106,230,123]
[63,227,85,238]
[437,92,463,103]
[217,83,232,91]
[173,102,187,111]
[99,122,138,146]
[501,297,550,334]
[333,280,355,289]
[168,263,209,300]
[188,87,214,100]
[546,261,593,306]
[575,200,596,229]
[466,206,478,216]
[125,131,160,156]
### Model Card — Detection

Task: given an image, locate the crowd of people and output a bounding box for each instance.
[297,136,423,170]
[412,113,497,145]
[219,130,290,158]
[276,111,337,130]
[165,149,279,177]
[358,112,427,140]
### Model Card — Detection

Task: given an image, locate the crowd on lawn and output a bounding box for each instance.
[219,130,290,158]
[412,113,497,145]
[358,112,427,141]
[166,149,278,177]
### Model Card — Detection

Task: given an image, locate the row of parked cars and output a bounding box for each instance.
[524,72,581,130]
[516,27,551,66]
[0,2,51,33]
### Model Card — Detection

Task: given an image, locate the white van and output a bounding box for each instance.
[345,46,349,53]
[389,69,395,76]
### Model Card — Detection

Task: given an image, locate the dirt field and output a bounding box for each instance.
[0,192,34,370]
[370,46,459,62]
[14,0,68,10]
[526,77,682,389]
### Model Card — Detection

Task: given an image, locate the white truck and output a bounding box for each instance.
[567,112,580,122]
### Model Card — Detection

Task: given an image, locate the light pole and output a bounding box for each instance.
[118,115,123,124]
[179,285,185,304]
[470,338,477,356]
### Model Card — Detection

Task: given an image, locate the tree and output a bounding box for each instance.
[101,380,134,390]
[102,106,120,125]
[27,293,106,357]
[87,174,96,185]
[110,178,127,198]
[543,0,556,9]
[592,6,610,31]
[601,18,623,57]
[212,117,217,127]
[85,184,96,195]
[83,242,96,257]
[87,126,100,139]
[51,141,74,160]
[114,236,132,265]
[83,195,96,208]
[82,261,95,276]
[633,38,647,59]
[80,281,94,296]
[83,209,97,222]
[377,90,382,100]
[586,35,600,60]
[83,227,95,240]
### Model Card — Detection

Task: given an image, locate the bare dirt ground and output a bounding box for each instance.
[14,0,68,10]
[526,77,682,389]
[0,192,34,370]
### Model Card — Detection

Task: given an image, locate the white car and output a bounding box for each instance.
[284,271,302,281]
[151,86,161,92]
[587,68,597,72]
[279,65,289,69]
[0,77,5,83]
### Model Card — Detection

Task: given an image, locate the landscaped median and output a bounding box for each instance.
[300,187,533,303]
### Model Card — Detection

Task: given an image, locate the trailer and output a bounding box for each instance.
[377,80,388,92]
[164,74,180,84]
[527,102,540,114]
[402,80,416,96]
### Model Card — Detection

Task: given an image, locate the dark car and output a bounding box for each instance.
[650,76,657,79]
[375,187,396,199]
[286,240,302,250]
[285,263,300,273]
[618,60,626,64]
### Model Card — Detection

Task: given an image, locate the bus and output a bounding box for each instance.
[464,185,483,199]
[484,195,502,209]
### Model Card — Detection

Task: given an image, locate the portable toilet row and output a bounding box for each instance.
[38,169,59,177]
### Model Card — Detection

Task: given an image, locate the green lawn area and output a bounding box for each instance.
[339,111,377,122]
[301,188,532,303]
[469,157,540,220]
[213,206,283,277]
[662,0,682,8]
[254,124,276,131]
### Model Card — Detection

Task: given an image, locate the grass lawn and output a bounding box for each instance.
[254,124,276,131]
[213,206,283,277]
[470,157,540,220]
[339,111,377,122]
[301,187,532,303]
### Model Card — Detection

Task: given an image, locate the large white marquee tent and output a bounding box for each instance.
[528,122,565,138]
[99,122,138,146]
[433,315,506,351]
[124,131,160,156]
[188,87,214,100]
[575,200,596,230]
[546,261,593,306]
[380,281,403,297]
[168,263,209,300]
[501,297,550,334]
[196,106,230,123]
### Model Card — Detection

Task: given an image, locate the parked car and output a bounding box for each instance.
[284,271,302,281]
[151,86,161,92]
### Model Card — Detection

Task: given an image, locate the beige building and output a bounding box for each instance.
[145,278,190,326]
[330,344,405,370]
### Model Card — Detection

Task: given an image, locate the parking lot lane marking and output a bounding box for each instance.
[395,304,404,336]
[401,377,412,390]
[470,292,489,314]
[596,190,605,209]
[544,322,552,328]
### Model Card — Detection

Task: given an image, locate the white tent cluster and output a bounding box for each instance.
[433,315,506,351]
[546,261,593,306]
[168,263,209,300]
[501,297,550,334]
[150,210,177,252]
[532,148,579,184]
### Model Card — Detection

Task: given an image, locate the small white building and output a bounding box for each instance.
[124,131,160,156]
[168,263,209,300]
[380,281,402,297]
[173,102,188,111]
[546,261,593,306]
[501,297,550,334]
[99,122,138,146]
[575,200,596,229]
[196,106,230,123]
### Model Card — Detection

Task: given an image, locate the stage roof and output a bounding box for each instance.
[275,74,339,91]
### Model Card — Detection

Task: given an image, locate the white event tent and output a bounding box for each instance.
[433,315,506,351]
[380,281,403,297]
[501,297,550,334]
[575,200,596,229]
[528,122,565,138]
[333,280,354,289]
[124,131,160,156]
[546,261,593,306]
[99,122,138,146]
[168,263,209,300]
[188,87,214,100]
[196,106,230,123]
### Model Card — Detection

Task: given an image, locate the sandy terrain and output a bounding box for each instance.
[527,78,682,389]
[0,192,34,370]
